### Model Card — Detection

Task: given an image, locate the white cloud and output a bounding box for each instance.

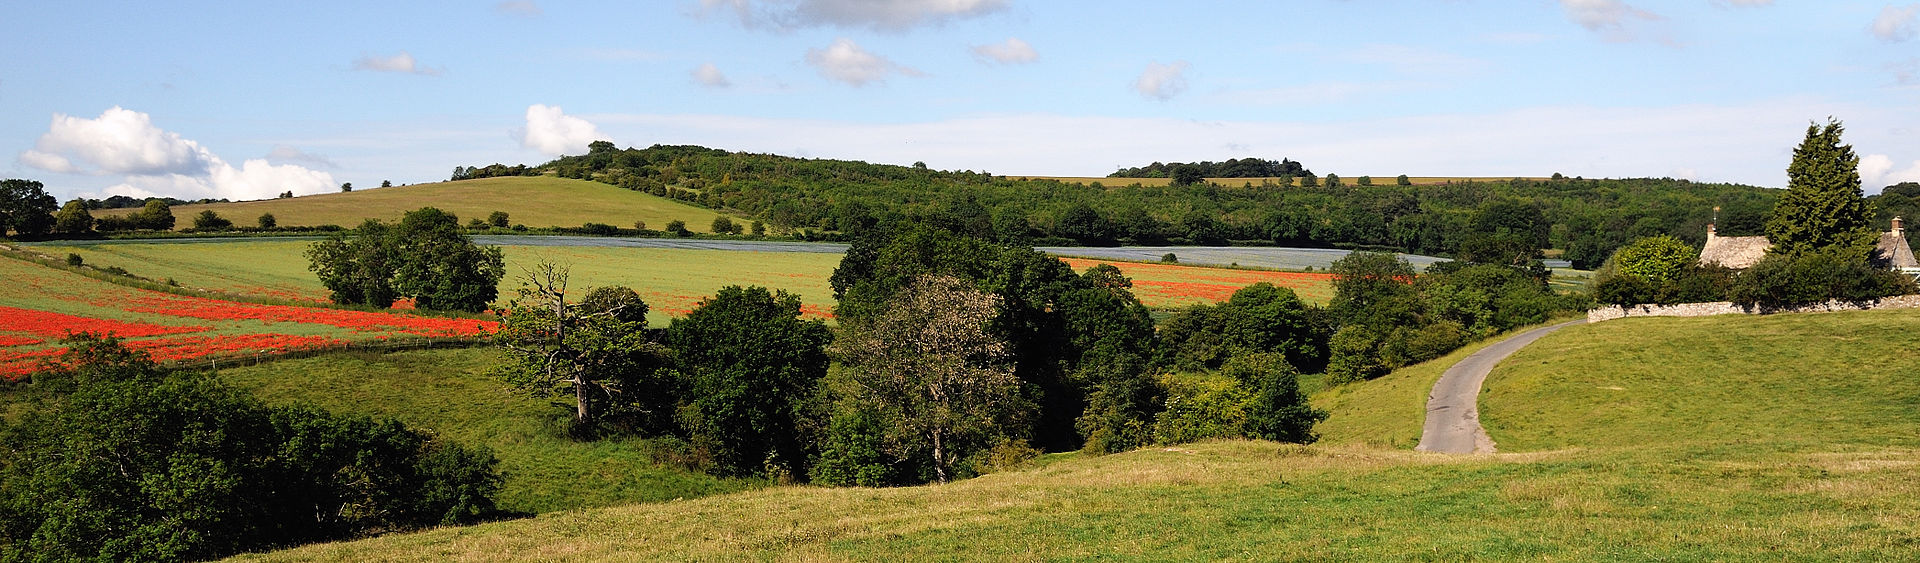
[971,38,1037,64]
[18,107,335,201]
[1872,4,1920,42]
[1560,0,1657,31]
[496,1,542,17]
[266,145,337,168]
[515,104,608,156]
[1133,61,1190,101]
[352,51,440,75]
[20,106,213,176]
[805,38,922,86]
[1862,154,1920,190]
[700,0,1006,32]
[693,63,732,87]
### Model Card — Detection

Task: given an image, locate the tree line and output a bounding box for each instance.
[451,144,1784,269]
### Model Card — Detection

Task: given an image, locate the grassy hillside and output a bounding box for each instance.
[1482,309,1920,452]
[97,176,725,230]
[231,310,1920,560]
[215,348,763,514]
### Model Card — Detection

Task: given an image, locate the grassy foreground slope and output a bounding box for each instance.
[98,176,725,230]
[216,348,763,515]
[236,311,1920,561]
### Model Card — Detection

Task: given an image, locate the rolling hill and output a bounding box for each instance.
[227,310,1920,560]
[97,176,727,231]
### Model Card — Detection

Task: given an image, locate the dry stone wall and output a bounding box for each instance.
[1588,294,1920,322]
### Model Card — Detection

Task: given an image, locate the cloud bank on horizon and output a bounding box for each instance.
[6,1,1920,200]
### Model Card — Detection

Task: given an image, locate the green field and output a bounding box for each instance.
[37,241,844,325]
[224,309,1920,560]
[37,240,1334,323]
[97,176,726,231]
[215,348,762,515]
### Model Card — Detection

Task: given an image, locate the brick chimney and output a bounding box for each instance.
[1896,216,1905,233]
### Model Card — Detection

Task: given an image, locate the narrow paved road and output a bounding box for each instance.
[1415,319,1586,454]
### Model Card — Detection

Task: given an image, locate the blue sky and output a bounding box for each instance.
[5,1,1920,201]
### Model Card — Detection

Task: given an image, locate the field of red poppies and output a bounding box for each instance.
[1058,258,1335,307]
[0,257,494,379]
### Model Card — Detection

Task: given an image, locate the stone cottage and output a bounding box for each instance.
[1698,217,1920,277]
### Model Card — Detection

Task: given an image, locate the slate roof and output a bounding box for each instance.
[1875,230,1920,270]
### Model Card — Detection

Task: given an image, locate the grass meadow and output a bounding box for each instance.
[95,176,725,231]
[214,348,763,515]
[222,309,1920,560]
[36,241,1337,325]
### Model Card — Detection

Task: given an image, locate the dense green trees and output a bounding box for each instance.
[52,200,93,234]
[1111,157,1310,179]
[668,286,832,479]
[1768,119,1876,258]
[495,264,670,431]
[0,335,500,561]
[0,179,58,237]
[306,207,505,312]
[192,209,232,230]
[461,145,1774,267]
[96,199,176,232]
[1323,252,1578,385]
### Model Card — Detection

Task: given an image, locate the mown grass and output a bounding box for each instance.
[230,309,1920,560]
[214,347,764,515]
[1483,308,1920,452]
[94,176,725,231]
[234,440,1920,561]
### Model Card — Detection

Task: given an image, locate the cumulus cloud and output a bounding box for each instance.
[18,107,334,200]
[1133,61,1190,101]
[971,38,1037,64]
[693,63,732,87]
[1862,154,1920,190]
[19,106,213,176]
[352,51,441,75]
[516,104,608,156]
[805,38,922,86]
[1872,4,1920,42]
[495,1,542,17]
[701,0,1006,32]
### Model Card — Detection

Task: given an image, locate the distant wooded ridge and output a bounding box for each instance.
[1109,158,1312,179]
[445,143,1811,269]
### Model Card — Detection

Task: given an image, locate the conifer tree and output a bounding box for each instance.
[1766,118,1876,257]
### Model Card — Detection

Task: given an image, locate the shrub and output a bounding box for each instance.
[1152,372,1251,444]
[811,408,894,487]
[1224,353,1325,444]
[257,213,276,229]
[1324,325,1387,386]
[65,253,82,267]
[1729,248,1916,307]
[192,209,232,230]
[711,216,736,234]
[1161,252,1178,263]
[580,222,618,236]
[1612,235,1695,287]
[1594,273,1655,306]
[666,219,689,236]
[488,211,510,228]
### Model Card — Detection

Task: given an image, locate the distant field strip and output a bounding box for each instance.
[1041,245,1447,271]
[35,240,1339,322]
[95,176,726,230]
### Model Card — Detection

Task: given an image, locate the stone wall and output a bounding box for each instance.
[1588,294,1920,322]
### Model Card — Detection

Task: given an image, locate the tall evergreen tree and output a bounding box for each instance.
[1766,118,1877,257]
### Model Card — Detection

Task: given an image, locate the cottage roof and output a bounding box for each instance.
[1875,219,1919,270]
[1699,228,1770,269]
